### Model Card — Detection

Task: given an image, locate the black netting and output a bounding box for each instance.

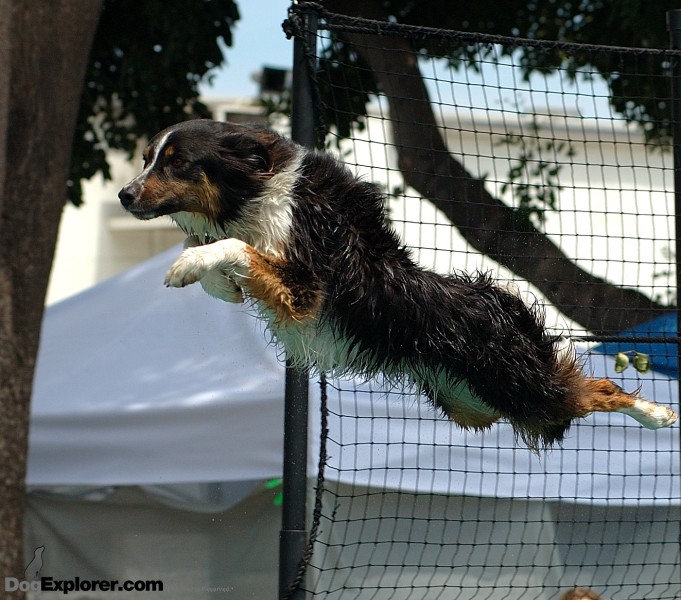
[284,5,680,599]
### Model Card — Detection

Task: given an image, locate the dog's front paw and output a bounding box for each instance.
[164,247,207,288]
[164,238,252,289]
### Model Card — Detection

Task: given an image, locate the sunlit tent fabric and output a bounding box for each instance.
[29,246,287,486]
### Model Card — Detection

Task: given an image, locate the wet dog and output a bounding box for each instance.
[119,119,677,449]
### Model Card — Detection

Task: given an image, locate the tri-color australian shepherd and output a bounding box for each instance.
[119,119,677,450]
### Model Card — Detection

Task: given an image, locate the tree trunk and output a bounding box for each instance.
[0,2,101,595]
[324,1,668,336]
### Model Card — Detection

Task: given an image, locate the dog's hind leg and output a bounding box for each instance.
[164,238,322,324]
[443,403,501,431]
[576,378,677,429]
[424,380,501,431]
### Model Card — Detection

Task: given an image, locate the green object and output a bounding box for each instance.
[264,478,283,506]
[614,352,630,373]
[633,352,651,374]
[613,351,651,374]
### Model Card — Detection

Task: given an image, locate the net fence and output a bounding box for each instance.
[283,4,680,599]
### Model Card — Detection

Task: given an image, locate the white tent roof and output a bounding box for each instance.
[29,246,288,486]
[28,247,680,505]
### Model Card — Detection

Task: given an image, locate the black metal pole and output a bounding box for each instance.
[667,10,681,535]
[279,4,318,599]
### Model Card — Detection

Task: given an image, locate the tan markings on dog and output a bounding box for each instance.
[163,145,175,159]
[193,172,222,220]
[138,173,168,209]
[139,172,222,220]
[573,375,676,429]
[444,405,500,431]
[244,247,322,324]
[553,356,640,416]
[576,377,637,415]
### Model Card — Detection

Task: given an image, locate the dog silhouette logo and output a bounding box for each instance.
[24,545,45,581]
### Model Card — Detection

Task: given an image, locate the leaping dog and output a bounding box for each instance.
[119,119,677,450]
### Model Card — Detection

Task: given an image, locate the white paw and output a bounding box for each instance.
[164,238,251,289]
[619,399,678,429]
[165,247,207,287]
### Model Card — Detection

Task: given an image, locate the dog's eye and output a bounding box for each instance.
[170,157,186,169]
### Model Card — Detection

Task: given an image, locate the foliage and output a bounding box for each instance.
[70,0,679,217]
[67,0,239,205]
[372,0,677,143]
[498,120,575,225]
[316,0,679,220]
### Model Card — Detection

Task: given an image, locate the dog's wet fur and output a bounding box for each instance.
[119,119,678,450]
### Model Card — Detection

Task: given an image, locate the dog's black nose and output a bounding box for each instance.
[118,186,136,209]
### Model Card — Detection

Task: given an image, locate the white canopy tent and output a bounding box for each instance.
[30,246,287,489]
[26,246,680,599]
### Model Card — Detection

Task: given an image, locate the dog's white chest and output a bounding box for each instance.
[267,315,361,376]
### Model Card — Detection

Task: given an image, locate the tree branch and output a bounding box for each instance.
[323,8,667,335]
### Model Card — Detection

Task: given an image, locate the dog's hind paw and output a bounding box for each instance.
[618,399,678,429]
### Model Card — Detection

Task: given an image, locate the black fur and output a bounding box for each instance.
[285,150,577,443]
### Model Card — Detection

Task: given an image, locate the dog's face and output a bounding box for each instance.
[118,120,275,224]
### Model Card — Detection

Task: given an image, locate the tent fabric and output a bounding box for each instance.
[29,247,680,506]
[24,484,679,600]
[314,370,680,507]
[30,246,288,486]
[307,483,680,600]
[25,484,281,600]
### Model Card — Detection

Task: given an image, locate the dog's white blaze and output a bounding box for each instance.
[126,130,173,195]
[146,131,172,173]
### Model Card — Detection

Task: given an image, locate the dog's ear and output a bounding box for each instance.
[218,133,271,172]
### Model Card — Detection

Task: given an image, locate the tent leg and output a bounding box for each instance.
[279,361,310,600]
[279,5,319,599]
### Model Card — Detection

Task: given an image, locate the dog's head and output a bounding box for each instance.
[118,119,287,225]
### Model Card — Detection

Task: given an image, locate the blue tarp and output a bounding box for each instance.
[592,313,679,379]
